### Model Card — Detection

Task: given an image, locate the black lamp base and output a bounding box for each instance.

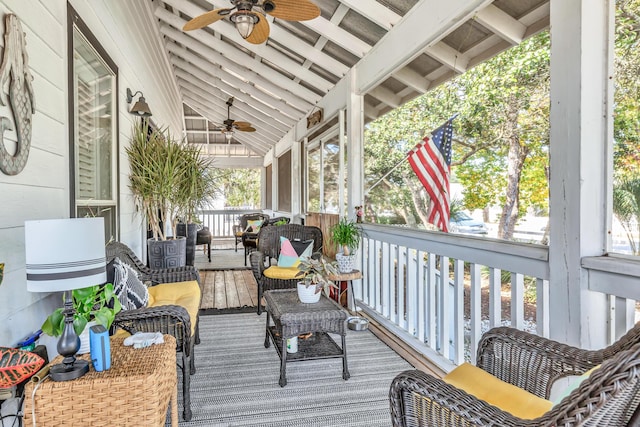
[50,359,89,382]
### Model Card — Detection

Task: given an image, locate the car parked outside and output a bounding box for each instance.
[449,211,488,235]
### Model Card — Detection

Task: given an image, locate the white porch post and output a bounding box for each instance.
[291,138,302,221]
[272,155,279,213]
[549,0,614,348]
[347,70,364,218]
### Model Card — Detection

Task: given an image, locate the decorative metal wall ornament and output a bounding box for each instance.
[0,14,35,176]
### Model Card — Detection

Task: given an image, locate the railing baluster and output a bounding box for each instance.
[381,242,390,316]
[407,248,418,337]
[536,278,549,338]
[453,259,465,365]
[439,255,450,358]
[427,253,437,350]
[417,250,426,343]
[398,246,407,329]
[390,244,398,323]
[511,272,524,330]
[470,263,482,365]
[489,267,501,328]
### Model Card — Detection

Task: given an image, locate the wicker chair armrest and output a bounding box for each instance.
[250,251,266,279]
[113,305,192,355]
[144,268,201,287]
[477,327,603,398]
[390,370,525,427]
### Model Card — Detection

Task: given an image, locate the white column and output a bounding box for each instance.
[548,0,614,348]
[347,70,364,219]
[272,155,279,213]
[291,139,302,221]
[260,167,267,210]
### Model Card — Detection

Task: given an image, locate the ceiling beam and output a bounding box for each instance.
[301,15,371,58]
[368,85,401,108]
[167,44,303,119]
[159,0,334,92]
[178,78,287,140]
[159,24,314,112]
[424,42,470,74]
[182,94,271,155]
[475,4,526,45]
[172,57,297,127]
[336,0,401,31]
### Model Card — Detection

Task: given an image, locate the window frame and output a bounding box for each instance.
[67,5,119,242]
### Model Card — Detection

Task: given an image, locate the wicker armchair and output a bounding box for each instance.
[105,241,201,421]
[389,324,640,427]
[249,224,323,314]
[233,213,270,252]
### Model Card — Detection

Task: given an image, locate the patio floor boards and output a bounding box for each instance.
[200,269,258,312]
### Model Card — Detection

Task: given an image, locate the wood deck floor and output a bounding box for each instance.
[194,238,259,311]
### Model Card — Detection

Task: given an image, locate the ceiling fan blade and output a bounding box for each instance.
[246,12,270,45]
[238,126,256,132]
[183,8,231,31]
[234,121,252,128]
[266,0,320,21]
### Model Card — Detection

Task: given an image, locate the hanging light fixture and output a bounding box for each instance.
[224,129,234,142]
[230,10,259,39]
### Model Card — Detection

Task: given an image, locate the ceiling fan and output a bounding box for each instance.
[213,97,255,141]
[182,0,321,44]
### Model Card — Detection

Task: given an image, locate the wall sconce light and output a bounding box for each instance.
[126,88,152,117]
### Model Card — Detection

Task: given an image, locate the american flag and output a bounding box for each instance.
[407,120,454,232]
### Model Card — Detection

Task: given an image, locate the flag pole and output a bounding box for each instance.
[365,114,459,196]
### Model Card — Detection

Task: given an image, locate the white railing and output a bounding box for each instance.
[355,224,549,372]
[197,209,262,238]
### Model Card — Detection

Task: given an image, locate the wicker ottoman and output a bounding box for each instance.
[264,289,350,386]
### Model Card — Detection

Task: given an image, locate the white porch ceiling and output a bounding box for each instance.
[150,0,550,158]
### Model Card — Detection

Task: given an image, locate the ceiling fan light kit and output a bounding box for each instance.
[182,0,320,45]
[230,10,259,39]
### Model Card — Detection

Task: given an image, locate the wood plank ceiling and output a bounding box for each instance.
[151,0,550,158]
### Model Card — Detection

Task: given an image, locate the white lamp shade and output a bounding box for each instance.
[25,218,107,292]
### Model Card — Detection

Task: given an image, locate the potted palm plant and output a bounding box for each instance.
[329,217,363,273]
[295,257,339,303]
[127,122,201,268]
[176,146,219,265]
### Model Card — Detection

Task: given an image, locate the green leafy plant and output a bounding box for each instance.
[274,218,288,226]
[296,257,339,295]
[329,217,362,255]
[42,284,122,337]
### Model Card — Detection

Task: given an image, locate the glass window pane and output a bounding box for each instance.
[74,30,114,202]
[323,136,339,213]
[307,146,320,212]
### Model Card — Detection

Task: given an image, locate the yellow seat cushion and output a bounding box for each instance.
[147,280,200,336]
[263,266,302,280]
[443,362,553,420]
[235,231,244,237]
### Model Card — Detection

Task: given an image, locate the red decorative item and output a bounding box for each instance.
[0,347,44,388]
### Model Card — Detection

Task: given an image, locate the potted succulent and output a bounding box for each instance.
[295,257,339,303]
[42,284,122,353]
[329,217,363,273]
[127,122,207,268]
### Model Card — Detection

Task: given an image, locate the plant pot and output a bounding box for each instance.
[147,237,187,269]
[297,282,321,303]
[176,223,198,266]
[77,321,96,354]
[336,253,357,273]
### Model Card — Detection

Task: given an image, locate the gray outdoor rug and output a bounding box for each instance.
[170,313,413,426]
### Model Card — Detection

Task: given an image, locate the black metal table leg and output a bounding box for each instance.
[341,334,350,380]
[279,338,288,387]
[264,311,271,348]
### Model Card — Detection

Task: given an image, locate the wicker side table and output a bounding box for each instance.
[264,289,349,386]
[23,335,177,427]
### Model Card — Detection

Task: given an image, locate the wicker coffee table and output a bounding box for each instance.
[264,289,350,387]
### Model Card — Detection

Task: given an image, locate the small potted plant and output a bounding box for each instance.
[295,257,339,303]
[42,284,122,353]
[329,217,363,273]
